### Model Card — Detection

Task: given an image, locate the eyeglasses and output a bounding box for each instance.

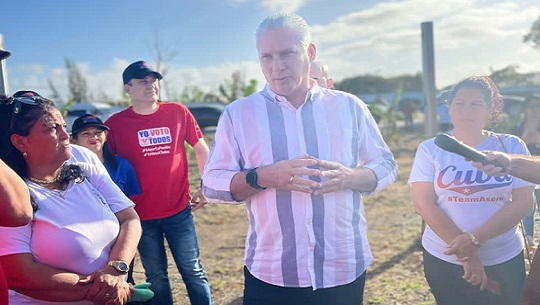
[8,96,43,132]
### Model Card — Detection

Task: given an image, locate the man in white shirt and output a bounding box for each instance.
[202,13,397,305]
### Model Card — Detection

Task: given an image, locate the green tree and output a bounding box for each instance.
[218,70,258,103]
[524,15,540,50]
[334,73,422,95]
[179,86,206,103]
[65,58,88,104]
[489,65,540,87]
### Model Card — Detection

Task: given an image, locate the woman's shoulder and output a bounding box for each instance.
[488,132,524,145]
[113,156,135,168]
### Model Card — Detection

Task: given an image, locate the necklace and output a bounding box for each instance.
[28,175,60,185]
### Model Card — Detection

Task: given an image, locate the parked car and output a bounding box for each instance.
[63,103,125,132]
[184,103,226,130]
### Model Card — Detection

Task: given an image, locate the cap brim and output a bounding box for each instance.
[0,50,11,60]
[71,124,110,136]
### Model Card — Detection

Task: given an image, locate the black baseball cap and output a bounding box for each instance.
[71,114,110,136]
[0,50,11,60]
[12,90,43,98]
[122,61,163,85]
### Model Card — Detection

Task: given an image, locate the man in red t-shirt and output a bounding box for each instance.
[105,61,212,305]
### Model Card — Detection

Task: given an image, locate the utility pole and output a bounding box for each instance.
[421,22,437,137]
[0,34,10,96]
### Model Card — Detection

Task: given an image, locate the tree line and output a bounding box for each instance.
[52,15,540,106]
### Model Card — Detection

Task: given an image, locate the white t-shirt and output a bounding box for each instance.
[0,161,134,305]
[408,132,533,266]
[70,144,108,175]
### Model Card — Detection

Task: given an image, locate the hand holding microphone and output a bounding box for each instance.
[434,134,506,170]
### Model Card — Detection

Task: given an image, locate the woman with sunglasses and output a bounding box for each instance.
[409,76,534,305]
[0,92,142,305]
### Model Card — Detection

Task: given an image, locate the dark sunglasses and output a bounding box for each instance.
[8,96,45,132]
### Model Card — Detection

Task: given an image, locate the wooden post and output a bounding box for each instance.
[421,22,437,138]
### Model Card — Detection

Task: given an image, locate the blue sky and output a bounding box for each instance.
[1,0,539,102]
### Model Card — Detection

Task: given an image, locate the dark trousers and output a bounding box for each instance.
[423,249,525,305]
[243,266,365,305]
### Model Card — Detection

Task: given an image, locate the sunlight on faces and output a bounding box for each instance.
[449,88,491,131]
[125,75,160,104]
[257,27,314,102]
[72,127,107,155]
[13,109,71,169]
[310,62,328,88]
[310,61,334,89]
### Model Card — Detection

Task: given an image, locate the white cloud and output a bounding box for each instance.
[311,0,540,88]
[261,0,305,13]
[227,0,305,13]
[6,0,540,101]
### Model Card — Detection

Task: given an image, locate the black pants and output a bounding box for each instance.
[243,266,365,305]
[423,249,525,305]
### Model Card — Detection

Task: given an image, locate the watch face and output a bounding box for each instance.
[117,261,129,271]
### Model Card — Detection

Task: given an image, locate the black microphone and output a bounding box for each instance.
[434,133,505,168]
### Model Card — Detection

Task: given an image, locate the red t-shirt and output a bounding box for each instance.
[106,103,203,221]
[0,263,7,305]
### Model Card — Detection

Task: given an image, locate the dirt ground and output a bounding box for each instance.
[132,132,436,305]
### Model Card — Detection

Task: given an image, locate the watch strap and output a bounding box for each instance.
[246,167,266,190]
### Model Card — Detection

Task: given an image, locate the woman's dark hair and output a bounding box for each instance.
[449,76,504,125]
[102,143,119,172]
[72,130,119,171]
[0,94,57,179]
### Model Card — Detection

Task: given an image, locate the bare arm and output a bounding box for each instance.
[474,153,540,184]
[471,186,533,245]
[193,139,210,174]
[0,159,32,227]
[412,182,488,289]
[85,207,141,303]
[412,182,465,244]
[0,253,90,301]
[190,139,210,211]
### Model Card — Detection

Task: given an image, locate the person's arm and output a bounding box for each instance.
[231,157,321,202]
[473,153,540,184]
[190,139,210,211]
[313,161,377,195]
[412,182,489,289]
[193,138,209,174]
[507,155,540,184]
[412,182,470,246]
[313,96,397,196]
[0,159,32,227]
[0,253,91,302]
[523,247,540,304]
[84,207,141,304]
[446,186,534,250]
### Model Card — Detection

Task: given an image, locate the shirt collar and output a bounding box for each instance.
[263,83,319,106]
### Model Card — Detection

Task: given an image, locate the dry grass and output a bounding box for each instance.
[133,132,437,305]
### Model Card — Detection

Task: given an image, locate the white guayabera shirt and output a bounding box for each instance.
[203,84,397,290]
